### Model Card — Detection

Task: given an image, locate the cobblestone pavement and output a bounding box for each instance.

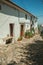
[0,34,43,65]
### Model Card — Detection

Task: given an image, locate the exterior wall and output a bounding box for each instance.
[19,12,30,32]
[0,3,30,41]
[19,11,25,22]
[31,17,37,29]
[34,22,38,34]
[25,23,30,32]
[25,16,30,32]
[0,2,36,42]
[0,3,20,40]
[32,17,38,34]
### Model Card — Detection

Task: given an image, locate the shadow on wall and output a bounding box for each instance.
[0,3,30,20]
[0,9,25,18]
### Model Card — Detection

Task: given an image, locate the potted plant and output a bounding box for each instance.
[25,32,28,38]
[17,36,22,41]
[25,31,30,38]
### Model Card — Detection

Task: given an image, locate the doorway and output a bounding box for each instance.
[9,23,14,36]
[20,24,24,37]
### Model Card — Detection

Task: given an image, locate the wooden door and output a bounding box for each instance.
[10,23,14,36]
[20,25,24,36]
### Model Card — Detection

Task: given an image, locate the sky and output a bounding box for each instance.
[11,0,43,24]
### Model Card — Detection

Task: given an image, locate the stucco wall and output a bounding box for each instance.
[0,3,31,41]
[0,3,20,40]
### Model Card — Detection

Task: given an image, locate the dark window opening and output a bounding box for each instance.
[32,21,34,25]
[0,5,1,10]
[25,14,27,19]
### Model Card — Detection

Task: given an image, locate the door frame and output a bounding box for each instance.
[20,23,25,37]
[9,23,14,37]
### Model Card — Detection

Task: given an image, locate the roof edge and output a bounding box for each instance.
[2,0,37,18]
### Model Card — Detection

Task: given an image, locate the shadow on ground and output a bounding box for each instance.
[7,40,43,65]
[20,40,43,65]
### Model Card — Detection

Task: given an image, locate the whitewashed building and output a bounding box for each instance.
[0,0,37,42]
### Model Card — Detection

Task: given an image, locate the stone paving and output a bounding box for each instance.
[0,34,43,65]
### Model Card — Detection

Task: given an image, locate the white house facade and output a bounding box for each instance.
[0,0,37,42]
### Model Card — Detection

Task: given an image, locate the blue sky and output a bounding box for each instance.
[11,0,43,24]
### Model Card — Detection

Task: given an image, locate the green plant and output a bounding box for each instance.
[25,32,28,37]
[25,31,29,38]
[25,31,33,38]
[29,31,33,36]
[17,36,22,41]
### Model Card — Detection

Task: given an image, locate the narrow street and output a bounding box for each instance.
[0,0,43,65]
[12,34,43,65]
[0,34,43,65]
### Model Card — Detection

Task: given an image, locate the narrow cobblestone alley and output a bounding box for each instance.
[0,34,43,65]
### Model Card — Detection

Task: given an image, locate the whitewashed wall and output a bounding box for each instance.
[0,3,20,40]
[24,15,30,32]
[0,3,31,41]
[19,12,30,32]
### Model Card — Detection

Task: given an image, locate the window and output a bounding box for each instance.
[32,21,34,25]
[25,14,27,19]
[0,5,1,10]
